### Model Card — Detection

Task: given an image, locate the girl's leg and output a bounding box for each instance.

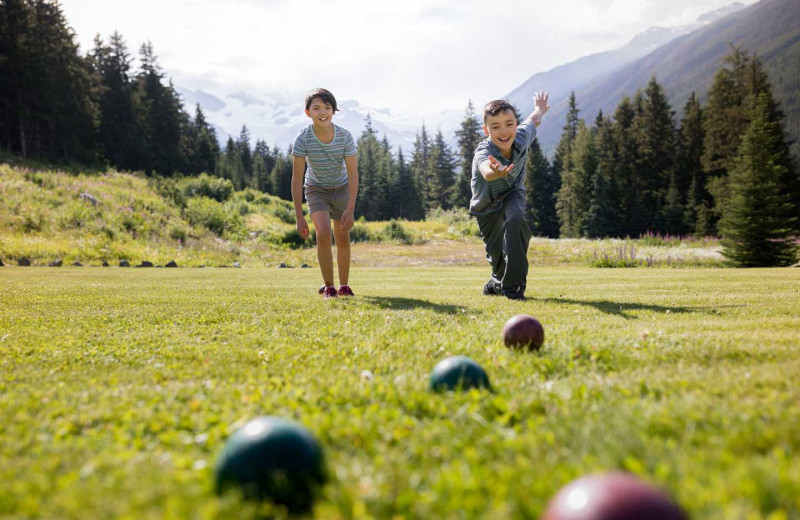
[333,220,350,286]
[310,211,334,287]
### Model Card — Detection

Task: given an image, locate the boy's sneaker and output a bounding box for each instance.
[503,285,526,300]
[482,278,501,296]
[322,286,337,298]
[338,285,355,297]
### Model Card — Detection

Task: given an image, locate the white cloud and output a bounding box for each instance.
[62,0,757,117]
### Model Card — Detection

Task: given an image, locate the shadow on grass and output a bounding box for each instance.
[361,296,468,315]
[533,296,711,320]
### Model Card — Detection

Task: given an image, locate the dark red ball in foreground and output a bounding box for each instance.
[502,314,545,350]
[541,472,687,520]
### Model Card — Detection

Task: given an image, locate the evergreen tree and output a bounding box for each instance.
[217,137,243,188]
[719,93,798,266]
[375,135,395,220]
[355,115,384,220]
[663,172,686,235]
[429,130,456,210]
[0,0,100,163]
[135,42,186,174]
[678,93,709,235]
[90,31,146,171]
[410,125,433,215]
[614,95,641,237]
[236,125,252,189]
[556,121,596,237]
[585,114,622,238]
[390,147,425,220]
[632,77,677,233]
[551,92,579,232]
[269,148,293,200]
[252,139,272,192]
[525,138,559,237]
[453,101,483,209]
[188,104,219,175]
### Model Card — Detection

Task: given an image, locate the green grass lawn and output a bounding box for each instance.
[1,266,799,519]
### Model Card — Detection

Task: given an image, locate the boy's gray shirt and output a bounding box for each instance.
[469,120,537,215]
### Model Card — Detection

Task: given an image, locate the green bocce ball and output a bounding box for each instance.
[214,416,326,513]
[429,356,491,392]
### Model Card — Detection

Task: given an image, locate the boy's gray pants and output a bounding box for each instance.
[475,189,531,298]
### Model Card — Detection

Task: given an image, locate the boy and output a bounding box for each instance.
[291,88,359,298]
[470,90,550,300]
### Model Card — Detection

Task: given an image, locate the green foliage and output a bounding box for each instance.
[349,222,377,243]
[453,101,482,209]
[382,220,414,244]
[526,137,559,238]
[180,173,234,202]
[184,197,243,238]
[719,93,799,266]
[1,267,799,518]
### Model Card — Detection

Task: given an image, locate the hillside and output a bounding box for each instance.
[530,0,800,158]
[504,3,746,138]
[0,164,303,267]
[0,164,483,267]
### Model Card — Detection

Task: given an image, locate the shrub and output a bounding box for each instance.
[180,174,234,202]
[168,224,188,242]
[382,220,413,244]
[349,222,377,243]
[185,197,242,237]
[270,203,296,224]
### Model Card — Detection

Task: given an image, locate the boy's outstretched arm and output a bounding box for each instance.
[526,90,550,127]
[341,155,359,231]
[291,155,310,239]
[479,155,516,181]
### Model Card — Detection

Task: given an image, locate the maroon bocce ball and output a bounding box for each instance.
[502,314,545,350]
[541,472,687,520]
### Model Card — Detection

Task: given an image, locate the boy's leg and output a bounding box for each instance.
[332,221,350,286]
[475,209,505,291]
[500,189,531,298]
[310,211,334,287]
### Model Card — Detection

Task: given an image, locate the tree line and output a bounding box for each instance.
[2,1,797,264]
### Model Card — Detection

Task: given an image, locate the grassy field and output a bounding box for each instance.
[1,265,799,519]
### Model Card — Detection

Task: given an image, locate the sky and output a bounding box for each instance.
[61,0,757,118]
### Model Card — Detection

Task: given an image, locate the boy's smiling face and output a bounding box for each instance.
[305,98,334,128]
[483,109,517,155]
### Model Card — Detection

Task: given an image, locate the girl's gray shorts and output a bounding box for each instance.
[304,183,350,219]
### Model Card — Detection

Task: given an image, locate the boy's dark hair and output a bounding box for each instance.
[305,88,339,112]
[483,100,516,123]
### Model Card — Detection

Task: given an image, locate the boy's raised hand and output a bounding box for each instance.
[488,155,515,177]
[532,89,550,125]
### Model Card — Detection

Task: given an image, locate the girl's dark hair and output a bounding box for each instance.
[305,88,339,112]
[483,100,516,123]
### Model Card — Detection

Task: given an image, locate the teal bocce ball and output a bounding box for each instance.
[215,416,326,513]
[429,356,491,392]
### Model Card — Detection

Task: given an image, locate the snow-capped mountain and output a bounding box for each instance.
[177,2,745,154]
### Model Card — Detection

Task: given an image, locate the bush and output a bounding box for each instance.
[185,197,242,237]
[264,228,313,249]
[168,224,188,242]
[180,174,233,202]
[349,222,377,243]
[149,177,186,208]
[269,203,296,224]
[382,220,413,244]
